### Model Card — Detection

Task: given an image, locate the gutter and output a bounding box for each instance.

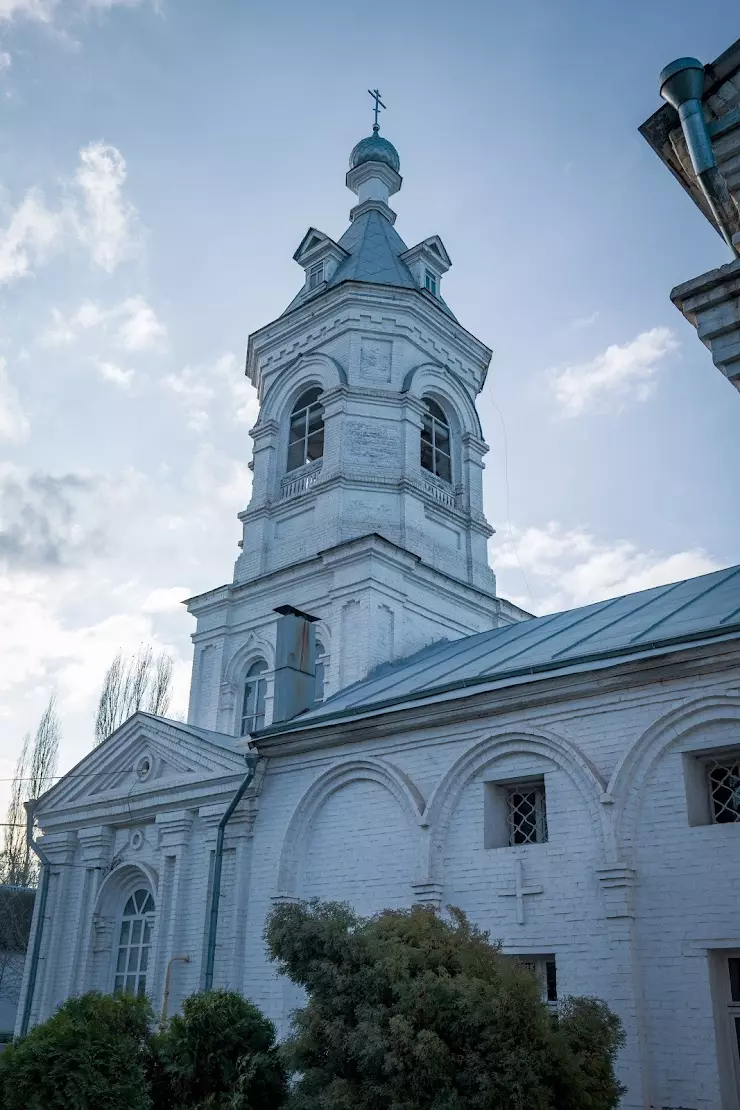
[204,752,259,992]
[17,799,50,1039]
[659,57,740,255]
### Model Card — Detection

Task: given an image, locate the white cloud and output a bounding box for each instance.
[0,0,55,21]
[549,327,679,417]
[162,352,259,431]
[0,356,30,442]
[571,310,600,329]
[495,521,720,614]
[73,142,138,272]
[0,446,251,814]
[116,295,166,350]
[141,586,191,613]
[0,50,12,69]
[96,360,134,388]
[0,141,140,285]
[42,295,166,351]
[0,188,64,283]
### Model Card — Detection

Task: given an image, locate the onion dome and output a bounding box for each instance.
[349,125,400,173]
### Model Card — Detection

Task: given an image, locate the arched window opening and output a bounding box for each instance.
[287,388,324,473]
[420,397,451,484]
[114,888,154,998]
[314,640,326,704]
[241,660,268,735]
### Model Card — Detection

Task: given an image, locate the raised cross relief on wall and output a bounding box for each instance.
[498,859,544,925]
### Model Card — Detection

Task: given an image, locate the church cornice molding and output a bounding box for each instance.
[247,283,491,386]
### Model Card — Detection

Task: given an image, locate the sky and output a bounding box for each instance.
[1,0,739,812]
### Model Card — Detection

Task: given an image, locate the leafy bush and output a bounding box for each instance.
[266,900,626,1110]
[0,991,153,1110]
[150,988,287,1110]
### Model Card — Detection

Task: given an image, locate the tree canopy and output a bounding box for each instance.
[266,900,625,1110]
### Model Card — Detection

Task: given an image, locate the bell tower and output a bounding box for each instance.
[185,108,529,733]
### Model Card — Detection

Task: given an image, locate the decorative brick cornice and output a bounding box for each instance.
[156,809,195,850]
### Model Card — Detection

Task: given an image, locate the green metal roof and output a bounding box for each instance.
[264,563,740,733]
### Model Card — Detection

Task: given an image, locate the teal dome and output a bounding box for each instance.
[349,128,400,173]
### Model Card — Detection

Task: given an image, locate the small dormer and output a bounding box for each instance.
[400,235,452,300]
[293,228,349,295]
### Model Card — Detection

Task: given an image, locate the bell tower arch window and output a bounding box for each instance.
[420,397,452,484]
[287,388,324,472]
[114,887,154,998]
[241,660,268,735]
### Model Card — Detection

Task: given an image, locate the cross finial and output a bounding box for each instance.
[368,88,386,133]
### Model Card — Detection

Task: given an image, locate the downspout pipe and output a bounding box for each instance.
[204,751,260,992]
[659,57,740,256]
[18,799,50,1039]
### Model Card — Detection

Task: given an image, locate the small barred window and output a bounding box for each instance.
[707,753,740,824]
[506,782,548,845]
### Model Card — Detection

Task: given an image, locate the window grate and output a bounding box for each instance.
[707,754,740,824]
[506,783,548,845]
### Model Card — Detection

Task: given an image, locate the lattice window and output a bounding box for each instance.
[114,888,154,998]
[314,640,326,704]
[424,268,438,296]
[707,753,740,824]
[506,782,548,845]
[512,955,558,1013]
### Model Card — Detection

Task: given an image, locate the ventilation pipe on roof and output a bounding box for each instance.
[17,799,50,1038]
[659,57,740,256]
[272,605,319,724]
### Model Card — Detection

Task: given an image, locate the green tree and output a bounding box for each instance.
[265,900,625,1110]
[150,988,288,1110]
[0,991,153,1110]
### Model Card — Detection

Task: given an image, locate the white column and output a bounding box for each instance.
[150,810,195,1016]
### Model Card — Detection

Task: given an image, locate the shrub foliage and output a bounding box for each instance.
[150,988,287,1109]
[0,991,153,1110]
[266,900,626,1110]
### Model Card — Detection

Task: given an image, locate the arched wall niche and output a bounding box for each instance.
[608,694,740,851]
[424,729,608,881]
[276,758,425,899]
[258,352,347,427]
[402,362,483,440]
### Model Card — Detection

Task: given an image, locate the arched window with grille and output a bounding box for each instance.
[113,888,154,998]
[420,397,451,484]
[287,388,324,472]
[241,660,268,735]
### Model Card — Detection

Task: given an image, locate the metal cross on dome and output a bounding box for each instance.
[368,87,386,131]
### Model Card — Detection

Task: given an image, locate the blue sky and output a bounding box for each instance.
[1,0,739,802]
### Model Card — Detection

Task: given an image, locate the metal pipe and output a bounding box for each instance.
[161,954,189,1027]
[660,57,740,256]
[204,752,260,992]
[17,799,49,1039]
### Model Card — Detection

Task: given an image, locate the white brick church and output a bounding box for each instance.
[16,117,740,1110]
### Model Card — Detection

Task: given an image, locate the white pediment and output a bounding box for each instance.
[38,712,248,815]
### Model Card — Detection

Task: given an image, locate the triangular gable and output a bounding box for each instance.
[420,235,451,268]
[293,227,336,263]
[38,712,247,816]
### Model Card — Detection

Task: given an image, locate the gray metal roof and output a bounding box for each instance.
[281,564,740,729]
[284,208,457,319]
